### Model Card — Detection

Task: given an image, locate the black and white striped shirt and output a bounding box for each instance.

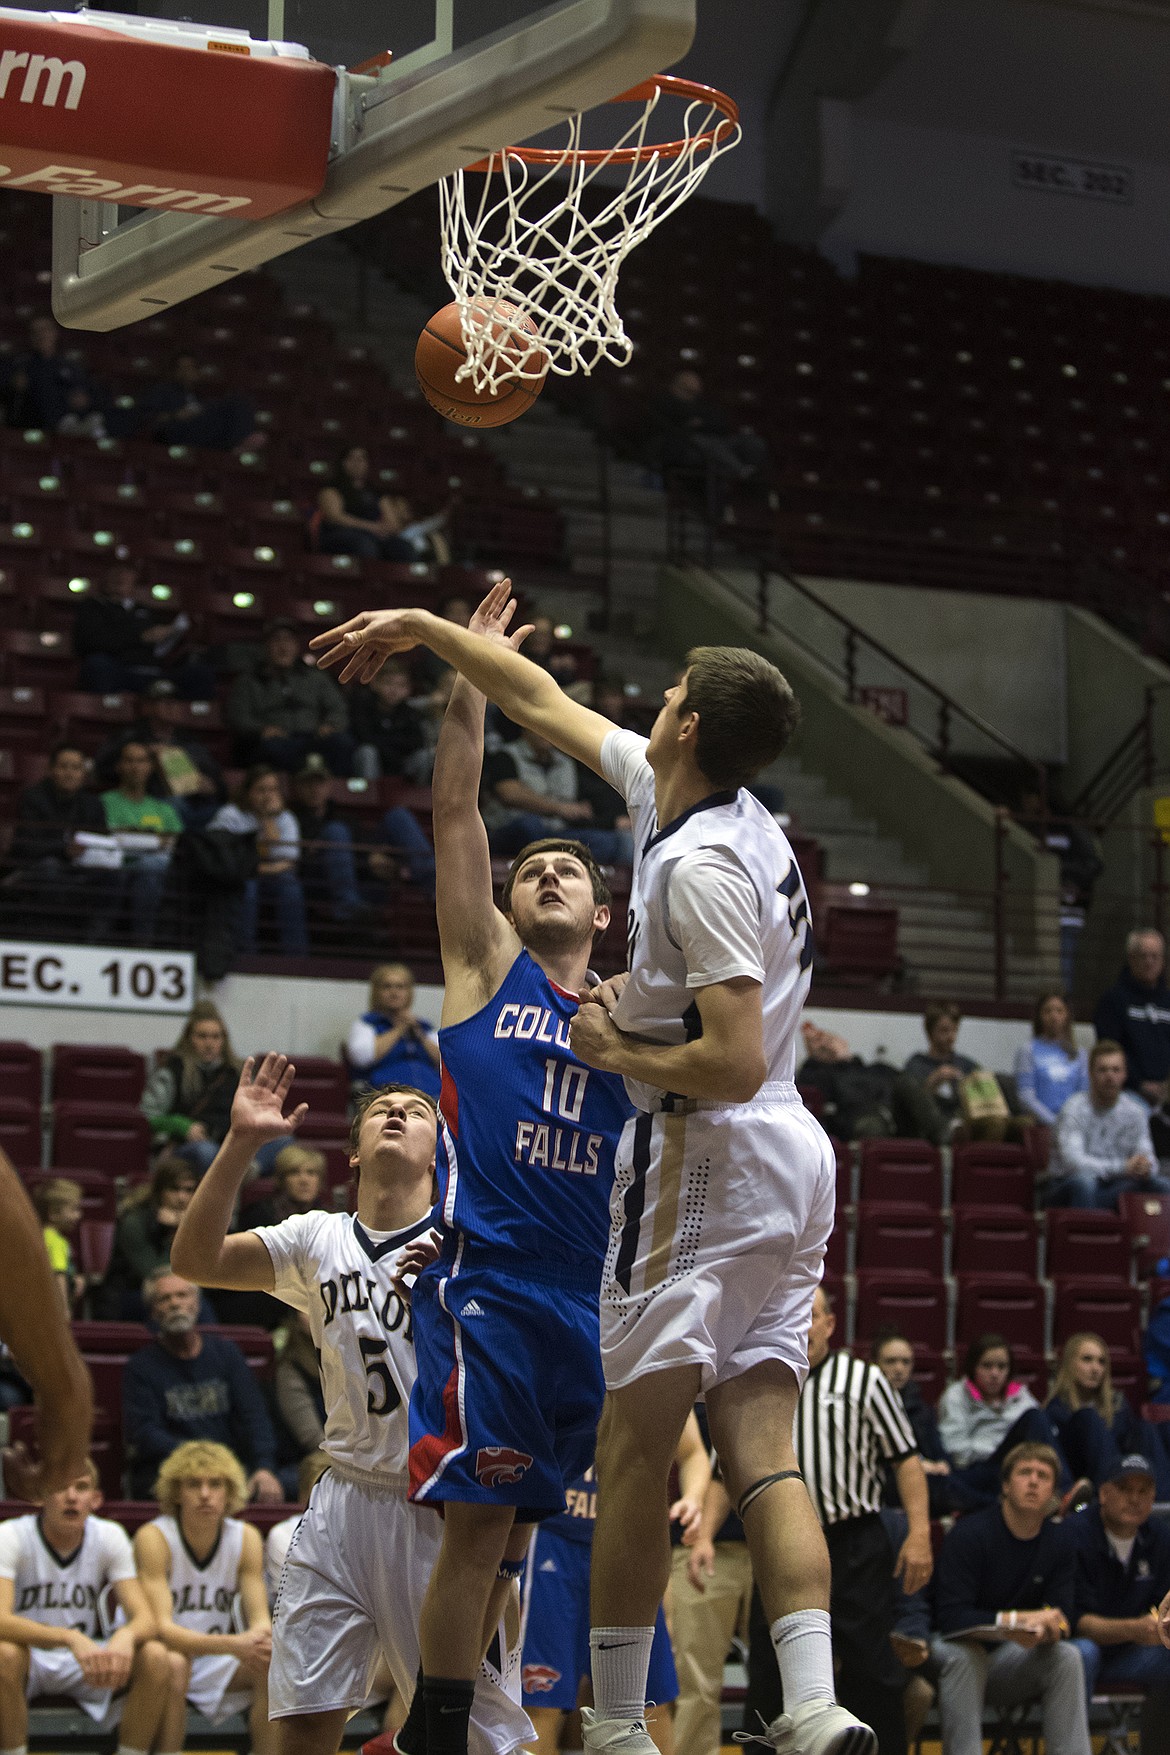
[796,1351,918,1526]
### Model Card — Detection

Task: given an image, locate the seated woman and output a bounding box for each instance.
[210,766,308,955]
[1047,1331,1143,1488]
[345,961,442,1098]
[1014,990,1089,1126]
[96,1154,198,1319]
[141,999,241,1174]
[937,1332,1065,1509]
[243,1145,327,1231]
[314,445,414,561]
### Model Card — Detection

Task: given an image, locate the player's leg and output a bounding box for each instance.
[527,1707,567,1755]
[587,1364,700,1737]
[0,1641,29,1751]
[248,1668,278,1755]
[157,1650,190,1755]
[277,1707,351,1755]
[418,1502,517,1755]
[119,1638,175,1753]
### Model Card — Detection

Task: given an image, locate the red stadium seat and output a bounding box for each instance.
[1053,1283,1142,1358]
[0,684,50,751]
[0,1099,41,1167]
[1045,1210,1130,1284]
[854,1202,944,1277]
[951,1143,1034,1212]
[52,1044,146,1106]
[76,1218,116,1281]
[951,1206,1037,1281]
[1117,1192,1170,1278]
[72,1321,149,1360]
[286,1057,350,1111]
[857,1139,942,1209]
[830,1136,852,1206]
[0,1041,42,1107]
[296,1111,353,1154]
[52,1103,151,1175]
[854,1273,947,1351]
[0,629,75,689]
[23,1169,118,1225]
[7,1404,121,1499]
[956,1278,1046,1358]
[1111,1354,1147,1408]
[824,1222,846,1278]
[818,906,899,982]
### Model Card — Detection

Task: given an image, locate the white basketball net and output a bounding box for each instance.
[438,80,741,392]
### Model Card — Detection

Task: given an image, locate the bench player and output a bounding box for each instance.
[312,584,925,1755]
[0,1460,175,1755]
[134,1440,275,1755]
[169,1056,532,1755]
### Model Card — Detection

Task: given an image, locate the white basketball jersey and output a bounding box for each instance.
[255,1209,433,1484]
[0,1514,135,1639]
[600,729,813,1112]
[149,1513,245,1635]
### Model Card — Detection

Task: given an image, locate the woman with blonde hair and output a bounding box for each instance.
[345,960,441,1097]
[1047,1332,1146,1488]
[244,1145,327,1231]
[141,1000,242,1174]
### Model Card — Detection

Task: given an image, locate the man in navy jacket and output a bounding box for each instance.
[1094,930,1170,1105]
[1069,1452,1170,1748]
[928,1442,1089,1755]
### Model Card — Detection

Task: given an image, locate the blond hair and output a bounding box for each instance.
[33,1177,82,1224]
[154,1441,248,1515]
[1049,1332,1117,1420]
[272,1144,326,1189]
[368,962,413,1007]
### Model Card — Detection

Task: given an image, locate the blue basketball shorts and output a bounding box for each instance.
[408,1240,605,1520]
[520,1526,677,1711]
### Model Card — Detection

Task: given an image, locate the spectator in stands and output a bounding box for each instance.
[273,1309,326,1461]
[209,766,309,956]
[73,556,214,700]
[1095,929,1170,1130]
[0,1459,177,1751]
[871,1329,951,1507]
[136,351,260,452]
[134,1440,275,1755]
[31,1178,83,1316]
[242,1145,326,1231]
[592,673,637,727]
[227,619,354,777]
[5,743,120,942]
[1047,1333,1145,1491]
[384,493,452,566]
[367,803,437,892]
[1044,1040,1169,1210]
[97,684,226,831]
[123,1267,283,1501]
[938,1334,1063,1510]
[97,1155,198,1319]
[345,962,442,1098]
[289,754,372,927]
[1069,1452,1170,1743]
[482,726,632,864]
[101,740,182,945]
[797,1020,898,1140]
[1014,991,1089,1126]
[893,1000,979,1144]
[398,665,456,781]
[929,1442,1089,1755]
[141,1001,241,1175]
[646,368,768,517]
[351,660,428,780]
[12,315,102,432]
[315,445,415,561]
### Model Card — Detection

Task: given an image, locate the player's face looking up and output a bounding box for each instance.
[177,1473,230,1525]
[351,1091,437,1180]
[506,852,609,952]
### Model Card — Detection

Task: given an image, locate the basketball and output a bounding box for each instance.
[415,298,549,428]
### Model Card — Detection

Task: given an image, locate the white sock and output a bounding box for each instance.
[0,1744,27,1755]
[117,1745,149,1755]
[770,1610,835,1711]
[589,1625,655,1722]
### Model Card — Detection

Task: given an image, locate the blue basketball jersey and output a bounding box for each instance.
[436,950,632,1280]
[545,1465,598,1546]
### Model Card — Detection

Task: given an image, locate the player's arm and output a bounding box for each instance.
[171,1055,306,1291]
[571,975,766,1104]
[133,1525,249,1660]
[670,1410,712,1543]
[0,1148,93,1500]
[431,590,529,1008]
[0,1573,95,1653]
[108,1576,158,1650]
[310,582,617,777]
[236,1525,271,1635]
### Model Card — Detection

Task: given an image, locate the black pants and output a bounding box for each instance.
[744,1513,907,1755]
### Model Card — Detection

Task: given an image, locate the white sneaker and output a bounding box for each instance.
[581,1709,660,1755]
[739,1701,878,1755]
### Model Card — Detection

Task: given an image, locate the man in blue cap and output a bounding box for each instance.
[1070,1451,1170,1748]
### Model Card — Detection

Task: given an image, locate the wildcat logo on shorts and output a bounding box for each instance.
[523,1664,561,1693]
[475,1446,533,1486]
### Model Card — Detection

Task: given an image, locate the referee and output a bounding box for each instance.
[743,1285,932,1755]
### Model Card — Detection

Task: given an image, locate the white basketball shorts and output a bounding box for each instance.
[25,1648,121,1727]
[187,1653,253,1725]
[269,1466,532,1755]
[601,1082,835,1393]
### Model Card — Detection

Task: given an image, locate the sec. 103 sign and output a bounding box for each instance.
[0,942,195,1013]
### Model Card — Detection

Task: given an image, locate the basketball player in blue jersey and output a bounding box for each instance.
[383,589,632,1755]
[312,584,925,1755]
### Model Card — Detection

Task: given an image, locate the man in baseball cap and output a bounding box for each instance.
[226,618,354,774]
[1070,1452,1170,1741]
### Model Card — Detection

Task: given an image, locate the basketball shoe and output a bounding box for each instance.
[581,1708,661,1755]
[737,1702,878,1755]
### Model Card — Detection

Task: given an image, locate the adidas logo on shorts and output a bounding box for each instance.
[540,1558,557,1572]
[463,1299,486,1317]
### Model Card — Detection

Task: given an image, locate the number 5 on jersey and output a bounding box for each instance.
[777,859,814,972]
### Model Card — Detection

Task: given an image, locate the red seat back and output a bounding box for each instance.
[23,1169,117,1225]
[52,1045,146,1106]
[855,1273,947,1351]
[858,1139,942,1208]
[286,1057,350,1111]
[0,1098,41,1168]
[951,1142,1033,1212]
[0,1040,41,1106]
[957,1277,1046,1357]
[951,1205,1037,1280]
[1053,1283,1142,1358]
[52,1103,151,1175]
[1117,1191,1170,1278]
[854,1202,944,1276]
[1046,1209,1130,1283]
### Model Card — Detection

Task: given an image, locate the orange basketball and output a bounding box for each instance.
[415,298,548,428]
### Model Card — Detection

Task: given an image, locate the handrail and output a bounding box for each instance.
[1070,683,1170,824]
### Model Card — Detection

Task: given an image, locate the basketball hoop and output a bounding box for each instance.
[438,75,740,391]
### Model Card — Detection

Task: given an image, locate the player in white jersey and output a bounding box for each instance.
[311,586,933,1755]
[169,1053,532,1755]
[0,1460,177,1755]
[135,1439,274,1755]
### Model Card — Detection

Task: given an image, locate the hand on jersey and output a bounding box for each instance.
[391,1229,443,1304]
[229,1055,309,1146]
[578,971,629,1013]
[568,999,624,1073]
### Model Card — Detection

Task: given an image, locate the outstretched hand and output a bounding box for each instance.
[230,1055,308,1144]
[309,609,421,685]
[468,580,532,651]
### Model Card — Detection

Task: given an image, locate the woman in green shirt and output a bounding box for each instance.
[101,740,183,943]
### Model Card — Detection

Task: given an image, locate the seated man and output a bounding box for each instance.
[73,556,213,701]
[134,1440,274,1755]
[227,620,354,777]
[136,352,259,452]
[930,1441,1089,1755]
[1069,1452,1170,1737]
[289,755,371,926]
[892,1000,978,1144]
[0,1460,178,1755]
[481,726,629,865]
[1046,1040,1170,1209]
[122,1268,283,1502]
[5,743,120,942]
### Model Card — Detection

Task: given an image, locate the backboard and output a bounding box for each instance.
[30,0,696,329]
